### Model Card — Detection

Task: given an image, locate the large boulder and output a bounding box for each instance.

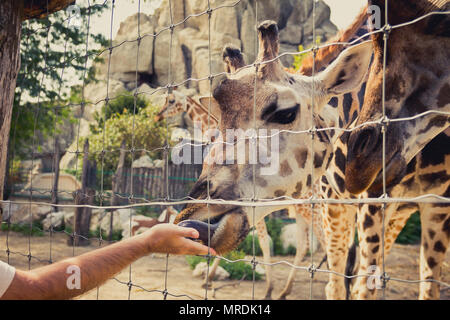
[193,261,230,280]
[109,13,155,83]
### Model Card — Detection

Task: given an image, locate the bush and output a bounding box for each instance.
[1,221,45,237]
[396,211,421,244]
[186,250,262,281]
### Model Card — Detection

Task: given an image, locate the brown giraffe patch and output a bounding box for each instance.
[294,148,308,168]
[363,214,374,230]
[328,208,340,219]
[366,234,380,243]
[431,213,447,223]
[428,229,436,239]
[256,177,268,188]
[433,240,446,253]
[280,160,293,177]
[291,182,302,198]
[274,189,286,197]
[427,257,437,269]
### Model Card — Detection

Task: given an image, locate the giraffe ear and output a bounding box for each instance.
[198,96,221,122]
[222,44,245,73]
[319,41,372,96]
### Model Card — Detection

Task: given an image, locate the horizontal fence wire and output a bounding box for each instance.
[1,0,449,300]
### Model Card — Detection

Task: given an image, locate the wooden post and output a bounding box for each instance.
[51,138,64,211]
[110,140,126,241]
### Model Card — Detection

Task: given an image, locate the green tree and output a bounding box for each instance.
[9,2,108,159]
[291,36,322,72]
[85,92,169,189]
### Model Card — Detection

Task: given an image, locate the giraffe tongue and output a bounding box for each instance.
[177,219,220,245]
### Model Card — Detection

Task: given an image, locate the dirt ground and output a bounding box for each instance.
[1,231,449,300]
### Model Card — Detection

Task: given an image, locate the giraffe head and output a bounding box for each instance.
[154,89,187,122]
[345,0,450,195]
[174,20,373,254]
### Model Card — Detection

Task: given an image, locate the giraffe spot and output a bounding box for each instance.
[280,160,293,177]
[428,229,436,239]
[256,177,268,187]
[294,148,308,168]
[291,182,302,198]
[328,97,338,108]
[327,188,332,198]
[306,175,311,188]
[328,209,340,219]
[424,242,428,250]
[333,172,345,193]
[363,214,374,230]
[274,189,286,197]
[433,240,446,253]
[334,147,346,174]
[427,257,437,269]
[368,205,378,215]
[420,171,450,187]
[366,234,380,243]
[314,152,324,168]
[431,213,447,223]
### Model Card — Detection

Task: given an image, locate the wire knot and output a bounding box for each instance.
[308,263,317,278]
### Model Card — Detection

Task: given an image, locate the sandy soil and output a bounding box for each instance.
[1,231,449,300]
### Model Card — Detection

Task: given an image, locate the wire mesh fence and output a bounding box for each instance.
[1,0,449,300]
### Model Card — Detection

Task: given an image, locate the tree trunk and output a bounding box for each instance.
[0,0,23,219]
[68,139,95,246]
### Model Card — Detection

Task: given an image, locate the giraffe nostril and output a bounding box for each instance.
[351,126,379,156]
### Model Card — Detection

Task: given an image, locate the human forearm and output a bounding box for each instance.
[2,233,149,300]
[1,223,213,300]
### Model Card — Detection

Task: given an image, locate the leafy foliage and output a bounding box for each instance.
[10,3,108,160]
[290,36,322,72]
[85,92,169,189]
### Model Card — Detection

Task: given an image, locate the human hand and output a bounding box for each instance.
[141,223,217,256]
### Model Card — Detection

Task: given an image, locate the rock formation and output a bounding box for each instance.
[95,0,337,96]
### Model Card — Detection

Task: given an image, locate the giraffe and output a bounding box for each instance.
[155,86,325,300]
[175,16,449,300]
[174,20,374,298]
[154,89,218,134]
[294,2,450,299]
[342,0,450,300]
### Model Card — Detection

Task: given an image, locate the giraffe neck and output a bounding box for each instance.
[185,96,219,135]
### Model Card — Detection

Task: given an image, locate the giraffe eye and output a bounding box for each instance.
[265,104,300,124]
